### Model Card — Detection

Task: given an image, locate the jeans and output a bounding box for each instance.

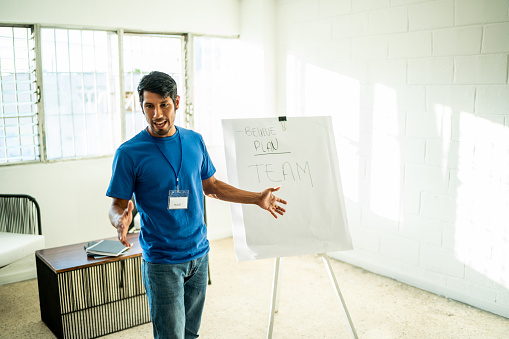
[142,254,209,339]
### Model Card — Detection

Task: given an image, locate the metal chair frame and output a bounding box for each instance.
[0,194,42,235]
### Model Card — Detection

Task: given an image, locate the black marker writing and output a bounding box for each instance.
[244,126,277,137]
[248,161,314,187]
[254,138,279,154]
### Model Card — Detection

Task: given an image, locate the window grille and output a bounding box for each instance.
[41,28,120,159]
[122,33,185,140]
[0,26,40,163]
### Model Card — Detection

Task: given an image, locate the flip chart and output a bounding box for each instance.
[222,116,353,261]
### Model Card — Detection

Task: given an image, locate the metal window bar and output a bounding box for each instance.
[42,28,119,160]
[0,26,39,163]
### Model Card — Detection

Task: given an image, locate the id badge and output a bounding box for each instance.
[168,190,189,209]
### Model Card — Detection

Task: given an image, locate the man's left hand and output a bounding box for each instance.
[258,186,287,218]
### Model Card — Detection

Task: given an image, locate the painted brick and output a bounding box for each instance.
[349,225,381,254]
[406,110,452,139]
[404,163,450,193]
[402,137,426,164]
[420,244,465,278]
[361,208,399,234]
[301,19,332,42]
[332,12,369,39]
[441,222,455,249]
[352,0,390,12]
[285,22,304,49]
[391,0,433,5]
[369,6,408,34]
[408,0,454,31]
[278,0,321,24]
[392,85,426,113]
[451,111,475,141]
[381,233,420,265]
[454,55,507,85]
[496,290,509,308]
[368,59,407,85]
[483,23,509,54]
[408,57,453,84]
[399,263,449,290]
[455,0,509,26]
[476,85,509,115]
[318,39,350,68]
[426,85,476,115]
[351,36,388,61]
[288,41,319,64]
[332,61,369,85]
[446,277,497,302]
[433,26,482,56]
[399,213,443,245]
[420,192,457,223]
[465,265,506,290]
[345,199,362,226]
[425,139,461,170]
[389,31,432,59]
[400,188,421,215]
[319,0,351,17]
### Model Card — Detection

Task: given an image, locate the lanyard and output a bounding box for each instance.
[147,127,183,191]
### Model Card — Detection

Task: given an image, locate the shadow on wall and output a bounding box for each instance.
[284,54,509,316]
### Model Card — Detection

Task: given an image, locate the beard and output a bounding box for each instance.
[150,119,174,137]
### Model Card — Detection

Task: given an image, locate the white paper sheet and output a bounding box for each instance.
[222,116,353,261]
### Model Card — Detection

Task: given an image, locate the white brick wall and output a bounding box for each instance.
[433,26,482,56]
[483,23,509,53]
[454,55,508,84]
[455,0,509,25]
[388,31,432,58]
[277,0,509,318]
[408,0,454,31]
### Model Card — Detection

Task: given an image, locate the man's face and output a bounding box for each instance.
[142,91,179,138]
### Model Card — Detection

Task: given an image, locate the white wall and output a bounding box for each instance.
[0,0,241,248]
[276,0,509,318]
[0,0,240,35]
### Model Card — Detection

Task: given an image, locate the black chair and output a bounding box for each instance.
[0,194,42,236]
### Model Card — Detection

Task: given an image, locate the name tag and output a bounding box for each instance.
[168,190,189,210]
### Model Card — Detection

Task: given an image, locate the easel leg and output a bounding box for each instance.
[320,253,358,339]
[267,257,281,339]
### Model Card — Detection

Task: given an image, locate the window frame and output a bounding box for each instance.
[0,23,192,166]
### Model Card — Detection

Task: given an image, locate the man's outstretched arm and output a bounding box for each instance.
[202,175,287,218]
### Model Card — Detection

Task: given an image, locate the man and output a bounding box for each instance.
[106,71,287,339]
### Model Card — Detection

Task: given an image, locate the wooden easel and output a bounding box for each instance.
[266,254,358,339]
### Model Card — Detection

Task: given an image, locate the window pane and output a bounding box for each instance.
[122,34,184,140]
[42,28,120,160]
[193,36,243,146]
[0,25,40,163]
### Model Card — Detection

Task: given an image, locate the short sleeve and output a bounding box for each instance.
[106,148,136,200]
[199,136,216,180]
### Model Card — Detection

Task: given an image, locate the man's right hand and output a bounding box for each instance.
[110,198,134,248]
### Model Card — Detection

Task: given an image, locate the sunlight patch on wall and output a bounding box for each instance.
[433,103,453,176]
[285,55,361,202]
[369,84,401,222]
[454,112,509,288]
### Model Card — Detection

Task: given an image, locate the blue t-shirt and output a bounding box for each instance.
[106,127,216,264]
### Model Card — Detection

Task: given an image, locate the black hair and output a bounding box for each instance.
[137,71,178,105]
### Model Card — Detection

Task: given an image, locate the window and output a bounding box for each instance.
[41,28,120,159]
[122,34,185,140]
[0,26,40,163]
[193,36,243,146]
[0,25,188,165]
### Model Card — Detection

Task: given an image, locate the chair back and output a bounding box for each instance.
[0,194,42,235]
